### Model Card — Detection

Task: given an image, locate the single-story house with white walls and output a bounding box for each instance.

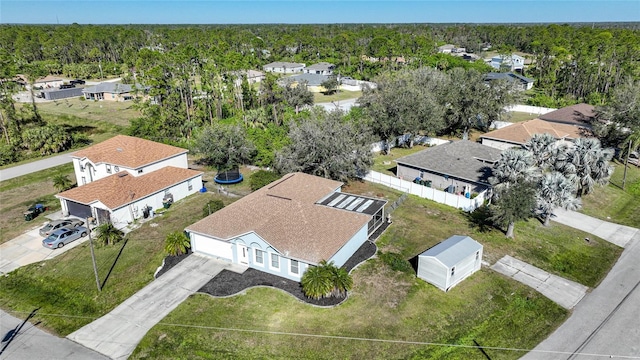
[71,135,189,186]
[83,82,147,101]
[186,172,387,281]
[262,61,306,74]
[304,62,335,75]
[417,235,483,292]
[56,167,202,228]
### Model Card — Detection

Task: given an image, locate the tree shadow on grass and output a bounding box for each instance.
[464,205,494,233]
[101,238,128,290]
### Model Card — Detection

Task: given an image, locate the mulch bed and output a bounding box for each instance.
[156,240,378,306]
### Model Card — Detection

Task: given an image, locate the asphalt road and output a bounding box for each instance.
[0,309,109,360]
[0,153,73,182]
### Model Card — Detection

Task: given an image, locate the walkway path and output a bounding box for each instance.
[521,210,640,359]
[491,255,587,309]
[0,153,72,182]
[67,254,246,360]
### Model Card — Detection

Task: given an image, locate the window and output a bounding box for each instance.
[80,165,85,172]
[81,176,86,185]
[106,164,112,174]
[114,166,119,172]
[271,253,279,269]
[475,251,480,261]
[290,260,299,275]
[451,267,455,276]
[188,179,193,191]
[255,249,264,264]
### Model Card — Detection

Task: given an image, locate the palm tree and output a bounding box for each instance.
[95,223,124,246]
[563,138,614,197]
[524,133,557,170]
[52,174,72,192]
[489,148,538,195]
[164,231,191,256]
[489,180,537,238]
[536,172,582,226]
[301,264,332,300]
[328,264,353,298]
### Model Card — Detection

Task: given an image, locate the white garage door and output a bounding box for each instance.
[191,233,233,261]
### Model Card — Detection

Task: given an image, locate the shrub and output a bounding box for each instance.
[379,252,413,273]
[202,199,225,217]
[249,170,282,191]
[164,231,191,256]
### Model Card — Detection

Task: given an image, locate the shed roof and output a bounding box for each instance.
[56,167,202,210]
[72,135,188,169]
[395,140,502,185]
[420,235,482,268]
[186,172,375,265]
[480,119,588,145]
[538,103,595,126]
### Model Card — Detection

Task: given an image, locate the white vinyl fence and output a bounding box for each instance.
[504,104,557,115]
[371,135,450,153]
[364,171,487,212]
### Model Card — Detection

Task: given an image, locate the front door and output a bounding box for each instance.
[237,244,249,265]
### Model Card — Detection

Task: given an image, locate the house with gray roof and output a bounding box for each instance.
[304,62,335,75]
[395,140,502,194]
[263,61,306,74]
[82,82,146,101]
[484,72,534,90]
[417,235,483,292]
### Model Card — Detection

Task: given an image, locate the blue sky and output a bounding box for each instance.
[1,1,638,24]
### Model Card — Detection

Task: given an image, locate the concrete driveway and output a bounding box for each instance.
[0,213,90,275]
[491,255,588,309]
[67,254,246,360]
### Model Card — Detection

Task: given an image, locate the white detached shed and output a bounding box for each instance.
[417,235,483,292]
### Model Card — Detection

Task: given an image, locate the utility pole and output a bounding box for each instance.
[87,218,101,292]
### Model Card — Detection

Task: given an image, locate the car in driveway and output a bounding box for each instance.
[42,226,89,249]
[39,219,84,237]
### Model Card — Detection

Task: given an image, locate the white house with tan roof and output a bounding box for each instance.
[186,172,387,281]
[58,135,202,227]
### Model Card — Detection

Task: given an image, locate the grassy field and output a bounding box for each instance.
[129,181,620,359]
[372,145,431,175]
[580,162,640,227]
[506,111,540,123]
[30,97,141,127]
[0,163,75,244]
[313,90,362,103]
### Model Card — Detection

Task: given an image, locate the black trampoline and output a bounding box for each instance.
[214,168,244,184]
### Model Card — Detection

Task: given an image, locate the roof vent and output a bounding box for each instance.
[116,148,123,152]
[118,173,128,178]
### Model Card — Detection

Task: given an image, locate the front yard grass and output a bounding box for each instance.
[0,188,238,335]
[130,181,620,359]
[28,97,141,127]
[580,162,640,227]
[313,90,362,104]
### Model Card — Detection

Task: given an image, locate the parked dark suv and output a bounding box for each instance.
[70,79,85,85]
[59,84,75,89]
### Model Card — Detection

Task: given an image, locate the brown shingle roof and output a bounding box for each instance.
[480,119,588,145]
[72,135,188,169]
[57,167,202,210]
[186,172,371,264]
[539,103,595,126]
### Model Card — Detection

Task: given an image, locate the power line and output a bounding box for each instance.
[7,310,640,359]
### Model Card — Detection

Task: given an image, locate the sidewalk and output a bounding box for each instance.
[67,254,246,360]
[522,210,640,359]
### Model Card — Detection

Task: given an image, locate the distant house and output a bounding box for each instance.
[40,87,83,100]
[263,61,306,74]
[304,62,335,75]
[437,44,456,54]
[395,140,502,194]
[232,69,265,86]
[479,119,589,151]
[484,72,534,90]
[82,82,143,101]
[490,54,525,72]
[32,76,64,89]
[283,73,330,92]
[538,103,596,128]
[58,135,202,227]
[417,235,483,292]
[186,172,387,281]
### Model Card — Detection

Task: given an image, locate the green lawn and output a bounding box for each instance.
[372,145,431,175]
[30,97,141,127]
[505,111,539,123]
[580,162,640,227]
[129,181,620,359]
[313,90,362,104]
